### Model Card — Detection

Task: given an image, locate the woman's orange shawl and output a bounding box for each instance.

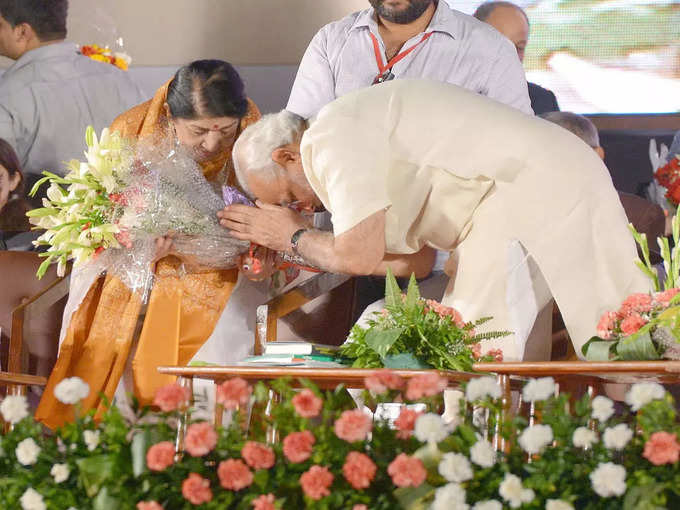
[36,82,261,429]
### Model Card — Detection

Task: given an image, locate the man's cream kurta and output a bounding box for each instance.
[300,79,650,359]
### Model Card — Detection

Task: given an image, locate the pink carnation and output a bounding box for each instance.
[597,311,619,339]
[152,383,190,412]
[620,313,648,336]
[252,494,276,510]
[217,459,254,490]
[405,372,448,400]
[291,389,323,418]
[486,348,504,362]
[241,441,275,470]
[184,422,218,457]
[618,293,653,317]
[471,343,482,360]
[300,465,334,500]
[181,473,212,505]
[387,453,427,488]
[137,502,163,510]
[334,409,372,442]
[394,408,423,439]
[364,370,405,394]
[353,506,368,510]
[425,299,465,327]
[146,441,175,471]
[342,451,377,489]
[643,431,680,465]
[654,288,680,308]
[283,430,315,463]
[216,377,252,410]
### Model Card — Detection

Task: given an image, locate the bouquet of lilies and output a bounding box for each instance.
[27,126,248,280]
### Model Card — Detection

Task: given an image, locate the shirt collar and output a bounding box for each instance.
[349,1,461,39]
[4,41,78,76]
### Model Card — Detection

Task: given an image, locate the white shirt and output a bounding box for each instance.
[0,42,144,178]
[287,1,532,119]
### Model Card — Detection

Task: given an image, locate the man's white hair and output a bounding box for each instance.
[233,110,307,198]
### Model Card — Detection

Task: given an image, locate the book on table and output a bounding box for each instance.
[263,341,338,356]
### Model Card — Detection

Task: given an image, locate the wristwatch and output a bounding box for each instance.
[290,228,308,254]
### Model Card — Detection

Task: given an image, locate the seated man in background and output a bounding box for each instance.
[220,79,648,361]
[474,1,559,115]
[540,111,665,250]
[0,0,143,198]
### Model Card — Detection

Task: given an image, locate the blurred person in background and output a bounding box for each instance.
[0,137,35,250]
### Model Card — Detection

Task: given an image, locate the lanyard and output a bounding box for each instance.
[369,30,433,78]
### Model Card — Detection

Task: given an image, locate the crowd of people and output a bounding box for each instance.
[0,0,677,422]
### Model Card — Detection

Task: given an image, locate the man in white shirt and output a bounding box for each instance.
[0,0,143,190]
[220,80,648,360]
[287,0,533,119]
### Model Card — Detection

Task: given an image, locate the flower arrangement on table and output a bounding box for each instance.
[654,154,680,207]
[2,373,680,509]
[337,269,509,371]
[80,44,131,71]
[584,215,680,360]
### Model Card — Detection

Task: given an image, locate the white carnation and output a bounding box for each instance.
[518,424,553,455]
[20,488,46,510]
[591,395,615,422]
[83,430,101,451]
[590,462,627,497]
[414,413,449,443]
[498,473,534,508]
[16,438,41,466]
[572,427,598,448]
[625,382,665,412]
[0,395,29,424]
[603,424,633,450]
[522,377,556,402]
[546,500,575,510]
[54,377,90,405]
[51,463,70,483]
[432,482,469,510]
[465,377,501,402]
[470,440,496,468]
[439,452,473,482]
[472,501,502,510]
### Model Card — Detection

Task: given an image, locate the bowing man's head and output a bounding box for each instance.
[0,0,67,59]
[232,110,321,212]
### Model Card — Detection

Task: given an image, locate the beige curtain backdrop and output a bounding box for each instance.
[0,0,367,67]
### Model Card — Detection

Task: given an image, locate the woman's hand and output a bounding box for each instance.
[153,236,175,262]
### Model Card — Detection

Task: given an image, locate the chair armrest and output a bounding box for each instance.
[255,272,351,354]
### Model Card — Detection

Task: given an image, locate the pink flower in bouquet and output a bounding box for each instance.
[597,311,619,339]
[115,229,133,249]
[425,299,465,327]
[242,441,275,470]
[618,293,653,317]
[137,502,163,510]
[620,313,648,336]
[181,473,213,505]
[654,288,680,308]
[364,370,405,394]
[334,409,372,442]
[343,451,377,489]
[252,494,276,510]
[353,506,368,510]
[471,343,482,360]
[486,348,504,362]
[394,407,423,439]
[405,372,448,400]
[643,431,680,465]
[218,459,254,490]
[152,383,190,412]
[300,465,334,500]
[146,441,175,471]
[292,388,323,418]
[216,377,252,410]
[185,422,217,457]
[283,430,315,463]
[387,453,427,487]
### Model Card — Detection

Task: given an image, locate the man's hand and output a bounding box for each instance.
[217,201,311,252]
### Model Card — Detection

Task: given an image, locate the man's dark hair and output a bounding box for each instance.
[0,0,68,41]
[167,60,249,120]
[473,1,529,25]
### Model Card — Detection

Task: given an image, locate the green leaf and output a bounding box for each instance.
[365,327,404,359]
[394,483,435,510]
[93,487,120,510]
[130,431,149,477]
[86,125,95,147]
[617,332,660,360]
[384,267,402,308]
[36,255,54,279]
[404,273,420,313]
[383,353,431,369]
[76,455,117,497]
[582,337,616,361]
[623,484,667,510]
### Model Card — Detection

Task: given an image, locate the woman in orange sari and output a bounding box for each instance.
[36,60,262,429]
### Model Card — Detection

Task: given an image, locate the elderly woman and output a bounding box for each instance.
[37,60,264,428]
